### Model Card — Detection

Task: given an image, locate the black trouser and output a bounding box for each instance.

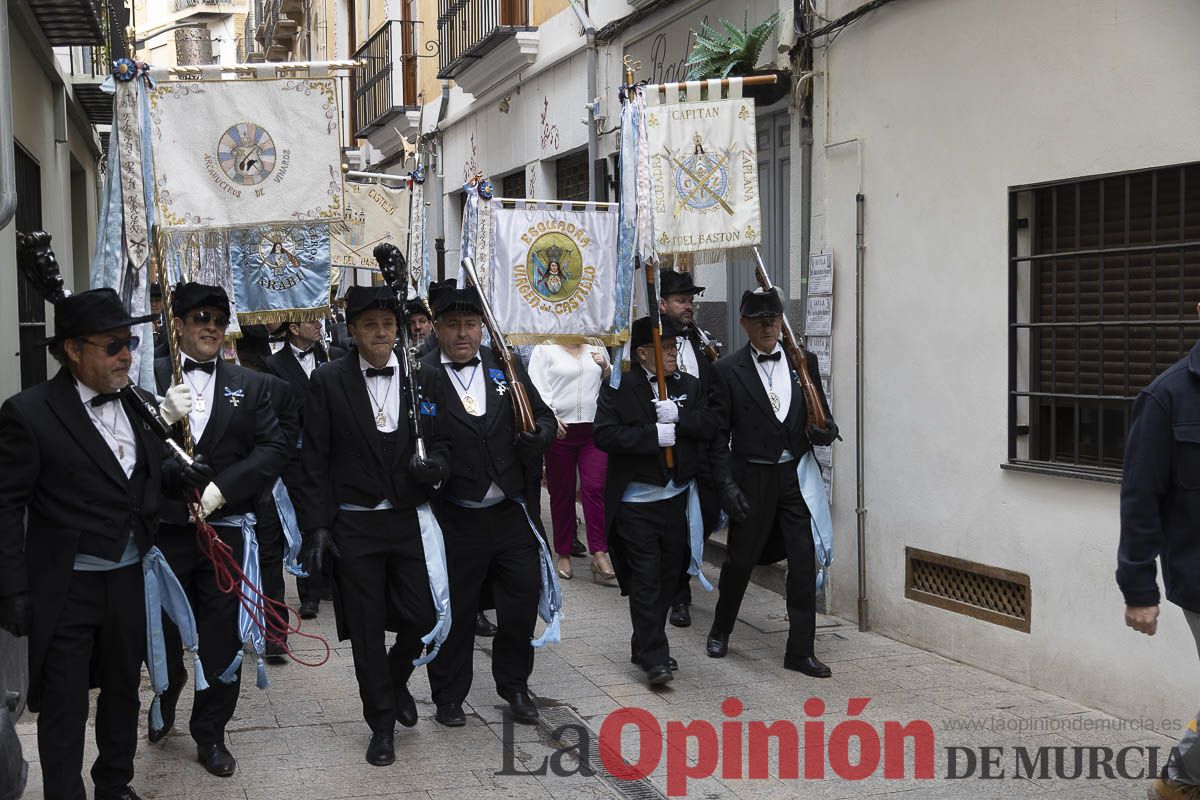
[333,507,435,733]
[615,493,689,669]
[255,489,287,643]
[671,477,720,608]
[711,461,817,660]
[428,500,541,707]
[296,559,333,604]
[158,521,245,745]
[37,564,144,800]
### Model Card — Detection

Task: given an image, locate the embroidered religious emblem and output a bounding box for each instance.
[217,123,277,186]
[462,394,480,415]
[768,391,781,413]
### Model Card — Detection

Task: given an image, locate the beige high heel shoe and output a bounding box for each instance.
[590,551,617,584]
[556,554,573,580]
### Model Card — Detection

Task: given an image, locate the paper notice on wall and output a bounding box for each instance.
[821,465,832,502]
[807,335,832,377]
[809,252,833,295]
[813,444,833,469]
[806,295,832,336]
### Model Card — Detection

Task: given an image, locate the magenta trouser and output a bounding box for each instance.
[545,422,608,555]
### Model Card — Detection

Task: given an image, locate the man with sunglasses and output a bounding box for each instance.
[150,282,290,777]
[0,288,204,800]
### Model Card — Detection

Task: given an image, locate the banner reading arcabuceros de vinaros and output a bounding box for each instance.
[490,203,622,345]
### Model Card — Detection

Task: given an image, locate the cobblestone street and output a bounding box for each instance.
[16,533,1181,800]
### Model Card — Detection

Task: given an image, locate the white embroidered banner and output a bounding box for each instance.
[149,78,344,229]
[490,203,621,345]
[645,90,761,255]
[330,182,409,271]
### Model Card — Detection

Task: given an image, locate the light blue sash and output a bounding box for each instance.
[412,503,452,666]
[512,499,564,648]
[796,452,834,590]
[209,514,269,690]
[272,479,306,577]
[620,479,712,591]
[143,546,206,731]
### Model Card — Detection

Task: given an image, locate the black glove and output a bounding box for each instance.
[0,592,32,638]
[180,454,215,491]
[720,481,751,524]
[514,430,544,460]
[409,454,447,486]
[299,527,339,576]
[807,420,840,447]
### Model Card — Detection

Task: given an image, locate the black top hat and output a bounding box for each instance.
[172,282,231,319]
[405,298,431,319]
[150,282,163,299]
[344,286,399,322]
[659,269,705,297]
[739,287,784,318]
[45,288,156,345]
[428,279,484,319]
[629,316,681,351]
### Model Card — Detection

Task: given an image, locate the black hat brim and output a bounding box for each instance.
[42,311,157,346]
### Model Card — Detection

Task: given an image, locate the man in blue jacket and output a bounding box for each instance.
[1117,334,1200,800]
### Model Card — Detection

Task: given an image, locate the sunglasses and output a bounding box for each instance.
[81,336,140,356]
[189,310,230,327]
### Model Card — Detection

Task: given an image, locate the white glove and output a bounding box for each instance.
[654,399,679,424]
[199,482,225,520]
[655,422,676,447]
[159,383,193,426]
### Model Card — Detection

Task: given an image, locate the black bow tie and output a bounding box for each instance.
[183,359,216,374]
[756,351,782,363]
[90,392,121,407]
[297,346,315,357]
[365,366,394,378]
[449,357,481,372]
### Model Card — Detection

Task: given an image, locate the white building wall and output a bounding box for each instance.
[811,0,1200,724]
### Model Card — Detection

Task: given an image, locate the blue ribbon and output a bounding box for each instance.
[272,478,307,578]
[620,479,712,591]
[796,452,834,590]
[611,93,643,389]
[143,546,206,731]
[210,515,269,689]
[412,503,452,666]
[513,499,564,648]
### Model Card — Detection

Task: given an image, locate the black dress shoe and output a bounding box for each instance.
[669,603,691,628]
[298,600,319,619]
[631,655,679,672]
[394,686,419,728]
[475,612,498,637]
[147,693,178,744]
[265,639,288,664]
[784,655,832,678]
[196,743,238,777]
[365,731,395,766]
[706,632,728,658]
[435,703,466,727]
[504,691,539,724]
[95,787,144,800]
[645,665,674,686]
[571,537,587,557]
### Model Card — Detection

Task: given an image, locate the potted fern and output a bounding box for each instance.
[684,12,788,106]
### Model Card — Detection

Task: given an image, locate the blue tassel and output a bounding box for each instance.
[531,611,562,649]
[191,651,209,691]
[217,650,243,685]
[286,564,309,578]
[150,695,164,731]
[255,656,268,690]
[692,564,714,592]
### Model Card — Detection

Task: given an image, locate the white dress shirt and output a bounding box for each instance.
[676,335,701,380]
[292,343,317,378]
[77,382,137,478]
[752,343,792,423]
[527,344,606,424]
[360,352,401,432]
[181,356,219,441]
[441,351,487,417]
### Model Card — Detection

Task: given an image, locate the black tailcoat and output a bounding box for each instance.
[265,341,344,420]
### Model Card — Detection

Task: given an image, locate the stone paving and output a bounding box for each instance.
[15,532,1183,800]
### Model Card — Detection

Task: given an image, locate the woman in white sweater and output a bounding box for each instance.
[528,342,616,583]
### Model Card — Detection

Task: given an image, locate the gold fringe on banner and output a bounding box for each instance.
[236,305,331,326]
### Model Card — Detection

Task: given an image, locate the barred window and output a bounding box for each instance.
[501,170,525,200]
[1008,163,1200,480]
[555,149,589,202]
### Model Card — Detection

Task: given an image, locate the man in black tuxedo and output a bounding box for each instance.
[594,316,720,687]
[0,288,200,800]
[706,287,838,677]
[297,286,446,766]
[151,283,289,776]
[418,280,556,728]
[658,269,724,628]
[266,318,345,618]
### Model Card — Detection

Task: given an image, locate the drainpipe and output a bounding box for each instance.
[568,0,598,201]
[0,0,18,231]
[854,191,867,632]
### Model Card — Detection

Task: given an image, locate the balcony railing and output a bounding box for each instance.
[437,0,530,79]
[28,0,105,46]
[353,20,419,138]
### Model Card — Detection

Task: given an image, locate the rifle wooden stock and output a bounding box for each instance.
[460,258,536,433]
[751,247,827,431]
[645,266,675,468]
